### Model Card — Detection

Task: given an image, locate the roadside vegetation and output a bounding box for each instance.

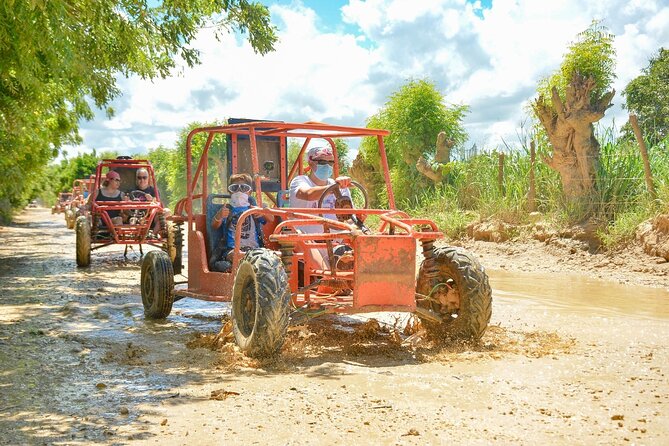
[0,0,277,221]
[6,15,669,253]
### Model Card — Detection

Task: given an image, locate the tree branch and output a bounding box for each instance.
[551,87,568,122]
[416,156,443,183]
[540,153,556,170]
[435,131,453,163]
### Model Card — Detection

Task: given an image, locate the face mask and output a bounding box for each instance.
[314,164,333,181]
[230,192,250,207]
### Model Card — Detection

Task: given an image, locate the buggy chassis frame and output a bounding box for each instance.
[89,158,164,248]
[170,121,444,316]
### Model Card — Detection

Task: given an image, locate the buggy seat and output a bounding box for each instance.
[205,193,262,265]
[205,194,231,260]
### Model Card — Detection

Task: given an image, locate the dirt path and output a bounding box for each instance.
[1,208,668,445]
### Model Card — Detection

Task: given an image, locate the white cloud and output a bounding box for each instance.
[69,0,668,156]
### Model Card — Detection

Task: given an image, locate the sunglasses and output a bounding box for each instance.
[137,176,148,180]
[228,183,252,193]
[314,160,334,166]
[111,178,121,182]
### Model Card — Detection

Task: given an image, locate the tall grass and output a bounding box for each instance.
[406,125,668,247]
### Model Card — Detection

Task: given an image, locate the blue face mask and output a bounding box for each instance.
[314,164,333,181]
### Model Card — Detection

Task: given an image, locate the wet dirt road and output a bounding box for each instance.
[1,208,668,445]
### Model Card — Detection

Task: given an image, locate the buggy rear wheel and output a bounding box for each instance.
[232,249,290,358]
[75,216,91,267]
[416,246,492,341]
[141,250,174,319]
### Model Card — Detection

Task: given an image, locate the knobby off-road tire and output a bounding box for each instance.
[141,250,174,319]
[416,246,492,341]
[75,216,91,267]
[232,248,291,358]
[163,222,183,275]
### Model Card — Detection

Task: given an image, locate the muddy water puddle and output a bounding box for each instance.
[489,268,669,321]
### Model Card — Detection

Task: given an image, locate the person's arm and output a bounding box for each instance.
[293,176,352,202]
[144,186,155,202]
[212,206,230,230]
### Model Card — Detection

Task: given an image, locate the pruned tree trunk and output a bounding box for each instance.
[533,73,615,203]
[435,131,453,163]
[415,131,454,183]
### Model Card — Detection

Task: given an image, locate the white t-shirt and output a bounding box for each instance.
[289,175,351,234]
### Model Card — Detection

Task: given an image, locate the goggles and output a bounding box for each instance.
[228,183,252,193]
[314,160,334,166]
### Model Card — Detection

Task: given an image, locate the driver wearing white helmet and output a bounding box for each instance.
[289,146,354,270]
[289,146,352,229]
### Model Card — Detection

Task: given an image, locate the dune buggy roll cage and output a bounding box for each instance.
[171,121,443,313]
[90,158,164,247]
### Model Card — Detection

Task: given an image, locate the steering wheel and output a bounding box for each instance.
[317,180,368,222]
[128,190,148,202]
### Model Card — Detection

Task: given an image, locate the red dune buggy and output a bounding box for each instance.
[75,157,180,268]
[140,121,491,357]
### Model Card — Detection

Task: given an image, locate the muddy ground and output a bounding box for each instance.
[1,208,668,445]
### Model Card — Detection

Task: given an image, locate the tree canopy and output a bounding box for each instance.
[623,47,669,144]
[0,0,277,221]
[537,21,616,108]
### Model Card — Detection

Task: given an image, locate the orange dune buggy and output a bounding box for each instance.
[52,192,72,214]
[140,121,491,357]
[64,178,93,229]
[75,157,180,268]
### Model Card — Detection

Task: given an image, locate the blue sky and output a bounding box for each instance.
[66,0,669,159]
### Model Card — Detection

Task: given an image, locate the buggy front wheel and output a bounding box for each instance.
[232,249,290,358]
[75,216,91,267]
[141,250,174,319]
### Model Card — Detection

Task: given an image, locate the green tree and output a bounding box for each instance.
[287,140,303,169]
[533,21,616,207]
[0,0,277,221]
[56,152,100,193]
[354,79,468,205]
[623,48,669,144]
[333,138,351,173]
[169,120,227,203]
[145,145,176,208]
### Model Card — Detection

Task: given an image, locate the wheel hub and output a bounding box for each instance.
[432,282,459,313]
